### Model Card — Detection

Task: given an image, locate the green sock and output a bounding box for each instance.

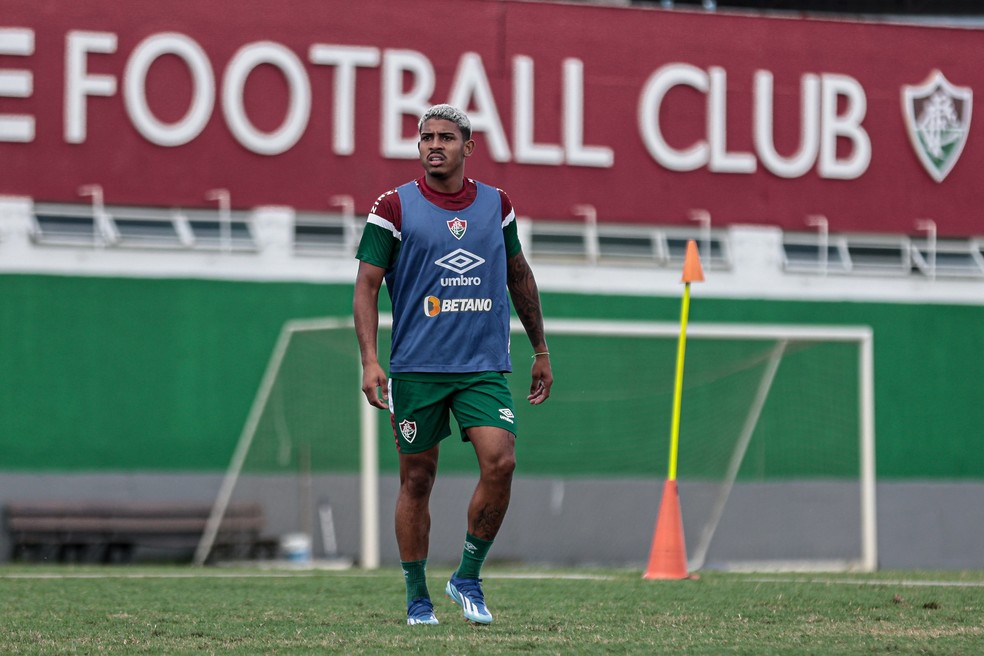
[401,559,429,605]
[455,533,493,580]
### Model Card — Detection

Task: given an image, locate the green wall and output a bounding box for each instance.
[2,274,982,479]
[0,275,351,471]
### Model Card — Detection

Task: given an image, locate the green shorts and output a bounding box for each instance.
[388,372,517,454]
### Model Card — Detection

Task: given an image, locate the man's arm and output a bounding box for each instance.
[506,251,553,405]
[353,260,389,409]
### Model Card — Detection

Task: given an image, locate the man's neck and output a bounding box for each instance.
[423,173,465,195]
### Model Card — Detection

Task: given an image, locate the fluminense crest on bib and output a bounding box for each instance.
[902,70,972,183]
[447,217,467,240]
[399,419,417,443]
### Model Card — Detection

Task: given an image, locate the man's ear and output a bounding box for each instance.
[463,139,476,157]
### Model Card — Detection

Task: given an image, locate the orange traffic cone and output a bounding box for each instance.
[643,479,689,579]
[681,239,705,284]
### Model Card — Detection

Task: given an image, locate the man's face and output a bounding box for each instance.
[418,118,474,180]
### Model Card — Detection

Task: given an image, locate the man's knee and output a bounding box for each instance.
[399,452,438,498]
[483,449,516,482]
[468,427,517,482]
[404,463,437,494]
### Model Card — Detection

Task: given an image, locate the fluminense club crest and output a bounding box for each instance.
[399,419,417,443]
[902,70,972,183]
[447,217,467,240]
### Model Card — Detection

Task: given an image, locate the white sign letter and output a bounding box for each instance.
[448,52,510,162]
[819,74,870,180]
[563,58,613,168]
[223,42,311,156]
[0,28,35,142]
[381,49,434,159]
[754,70,820,178]
[65,31,118,143]
[707,67,755,173]
[124,33,214,147]
[309,44,381,156]
[512,55,562,165]
[638,63,708,171]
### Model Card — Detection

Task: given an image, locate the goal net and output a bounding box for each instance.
[193,317,378,567]
[196,317,875,572]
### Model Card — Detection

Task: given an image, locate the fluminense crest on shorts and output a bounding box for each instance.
[399,419,417,443]
[447,217,467,240]
[902,70,973,183]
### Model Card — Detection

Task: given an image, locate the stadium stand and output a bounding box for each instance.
[648,0,984,15]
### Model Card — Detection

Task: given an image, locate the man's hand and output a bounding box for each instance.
[527,356,553,405]
[361,361,389,409]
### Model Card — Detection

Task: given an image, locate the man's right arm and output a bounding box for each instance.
[353,260,389,409]
[355,189,400,408]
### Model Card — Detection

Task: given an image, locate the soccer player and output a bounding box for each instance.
[353,104,553,625]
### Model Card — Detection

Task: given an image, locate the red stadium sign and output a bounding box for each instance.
[1,0,981,235]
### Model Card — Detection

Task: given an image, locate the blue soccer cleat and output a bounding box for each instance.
[445,574,493,624]
[406,597,439,625]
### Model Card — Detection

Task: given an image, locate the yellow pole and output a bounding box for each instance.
[667,238,704,481]
[667,282,692,481]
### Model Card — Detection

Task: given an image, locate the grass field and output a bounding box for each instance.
[2,565,982,655]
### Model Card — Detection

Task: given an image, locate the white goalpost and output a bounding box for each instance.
[536,319,876,573]
[193,317,379,568]
[196,316,876,572]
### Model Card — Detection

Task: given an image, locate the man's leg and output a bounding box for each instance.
[446,426,515,623]
[398,446,440,625]
[465,425,516,543]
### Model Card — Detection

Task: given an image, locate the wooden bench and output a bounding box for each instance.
[4,501,274,563]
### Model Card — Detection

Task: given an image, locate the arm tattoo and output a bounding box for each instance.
[507,254,546,349]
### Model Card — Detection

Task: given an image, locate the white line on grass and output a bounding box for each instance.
[747,577,984,588]
[0,569,615,581]
[0,571,318,580]
[491,573,616,581]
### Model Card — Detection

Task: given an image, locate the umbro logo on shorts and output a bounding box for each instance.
[499,408,514,424]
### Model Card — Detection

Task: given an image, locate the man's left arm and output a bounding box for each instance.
[506,251,553,405]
